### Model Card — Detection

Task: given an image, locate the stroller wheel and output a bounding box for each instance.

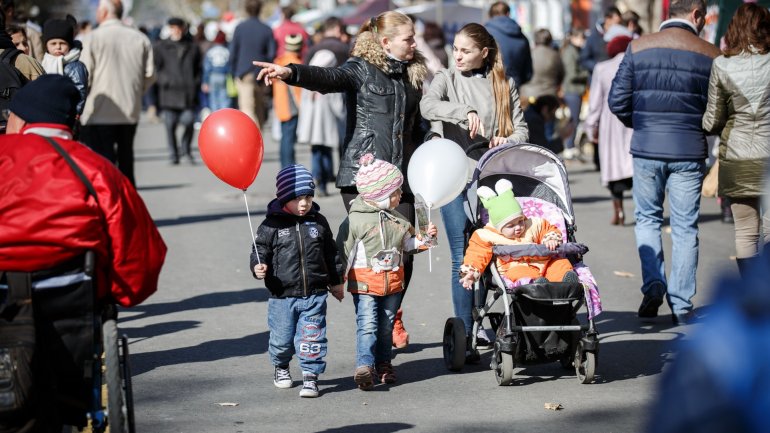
[575,349,596,384]
[493,345,514,386]
[443,317,466,372]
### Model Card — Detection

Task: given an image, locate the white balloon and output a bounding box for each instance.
[407,138,469,209]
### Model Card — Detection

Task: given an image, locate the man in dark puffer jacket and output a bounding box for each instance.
[608,0,720,326]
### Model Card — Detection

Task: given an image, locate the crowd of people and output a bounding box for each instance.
[0,0,767,424]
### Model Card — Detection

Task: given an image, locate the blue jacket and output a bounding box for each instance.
[203,43,230,84]
[485,16,532,88]
[229,17,275,79]
[579,22,608,74]
[64,60,88,115]
[608,21,721,160]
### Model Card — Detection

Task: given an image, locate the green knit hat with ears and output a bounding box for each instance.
[477,179,523,230]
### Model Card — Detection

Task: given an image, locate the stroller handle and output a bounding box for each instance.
[465,141,490,157]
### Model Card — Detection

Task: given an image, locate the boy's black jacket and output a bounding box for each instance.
[251,199,344,298]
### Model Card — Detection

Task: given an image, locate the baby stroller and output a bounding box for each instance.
[0,251,135,432]
[442,143,601,385]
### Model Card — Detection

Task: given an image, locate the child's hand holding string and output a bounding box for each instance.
[254,263,268,279]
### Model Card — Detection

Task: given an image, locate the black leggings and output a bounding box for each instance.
[608,178,633,200]
[341,188,415,309]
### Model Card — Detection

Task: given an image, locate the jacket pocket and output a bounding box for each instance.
[367,83,394,113]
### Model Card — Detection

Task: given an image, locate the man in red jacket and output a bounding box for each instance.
[0,74,166,307]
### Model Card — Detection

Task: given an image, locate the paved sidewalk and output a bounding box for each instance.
[127,116,735,433]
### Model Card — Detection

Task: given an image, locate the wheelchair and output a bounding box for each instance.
[0,251,135,433]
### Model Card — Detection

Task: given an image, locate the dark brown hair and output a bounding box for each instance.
[245,0,262,17]
[488,1,510,18]
[457,23,513,137]
[724,3,770,57]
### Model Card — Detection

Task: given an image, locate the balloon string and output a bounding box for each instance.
[428,206,433,272]
[243,190,261,264]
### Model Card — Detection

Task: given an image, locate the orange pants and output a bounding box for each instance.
[504,258,574,282]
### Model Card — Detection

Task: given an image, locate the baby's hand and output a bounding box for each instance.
[544,239,560,251]
[459,273,476,290]
[253,264,268,279]
[330,284,345,302]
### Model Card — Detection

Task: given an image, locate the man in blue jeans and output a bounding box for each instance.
[608,0,720,325]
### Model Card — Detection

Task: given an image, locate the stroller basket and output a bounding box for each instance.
[510,282,585,303]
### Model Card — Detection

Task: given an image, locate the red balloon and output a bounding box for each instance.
[198,108,264,190]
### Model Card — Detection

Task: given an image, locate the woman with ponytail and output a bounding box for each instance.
[254,11,429,355]
[420,22,528,361]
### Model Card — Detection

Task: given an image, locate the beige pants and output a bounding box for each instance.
[730,197,770,258]
[235,73,268,129]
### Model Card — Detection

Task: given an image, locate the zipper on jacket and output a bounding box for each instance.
[296,222,308,296]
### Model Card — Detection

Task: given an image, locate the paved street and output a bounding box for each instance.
[126,116,734,433]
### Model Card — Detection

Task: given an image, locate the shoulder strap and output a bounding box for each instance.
[41,136,99,201]
[0,48,21,64]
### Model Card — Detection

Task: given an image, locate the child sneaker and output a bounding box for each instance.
[299,373,319,398]
[376,361,397,384]
[354,366,375,391]
[273,365,292,389]
[392,309,409,349]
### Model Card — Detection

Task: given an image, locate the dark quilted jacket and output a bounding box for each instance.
[608,21,721,160]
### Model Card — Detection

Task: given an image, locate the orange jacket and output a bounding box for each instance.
[463,217,564,278]
[273,52,303,122]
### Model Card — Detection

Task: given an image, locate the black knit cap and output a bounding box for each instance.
[167,17,186,27]
[9,74,79,127]
[42,15,77,46]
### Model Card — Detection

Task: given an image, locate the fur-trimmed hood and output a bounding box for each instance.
[351,31,428,89]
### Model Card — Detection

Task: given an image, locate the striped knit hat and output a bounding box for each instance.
[276,164,315,205]
[355,153,403,202]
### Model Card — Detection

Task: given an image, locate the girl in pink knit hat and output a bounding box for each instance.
[336,154,437,390]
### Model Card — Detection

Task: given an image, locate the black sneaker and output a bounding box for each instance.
[534,277,549,283]
[638,294,664,318]
[299,373,318,398]
[273,365,292,389]
[465,336,481,364]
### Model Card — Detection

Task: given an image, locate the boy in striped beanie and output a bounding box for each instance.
[337,154,438,390]
[251,164,345,398]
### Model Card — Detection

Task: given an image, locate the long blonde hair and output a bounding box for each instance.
[456,23,513,137]
[358,11,413,45]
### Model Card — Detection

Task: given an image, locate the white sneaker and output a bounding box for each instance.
[299,373,319,398]
[273,365,292,389]
[476,326,492,347]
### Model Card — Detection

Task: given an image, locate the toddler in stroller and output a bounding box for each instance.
[458,179,580,288]
[442,143,600,385]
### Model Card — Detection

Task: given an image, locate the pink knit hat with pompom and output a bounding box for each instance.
[355,153,403,202]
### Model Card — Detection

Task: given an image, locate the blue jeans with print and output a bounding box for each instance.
[353,293,400,368]
[633,157,705,315]
[440,193,473,335]
[267,293,328,375]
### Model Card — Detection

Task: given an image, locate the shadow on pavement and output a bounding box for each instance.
[131,331,269,375]
[570,195,611,204]
[392,341,441,356]
[314,423,414,433]
[155,210,265,227]
[122,320,201,339]
[120,288,267,323]
[136,183,190,191]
